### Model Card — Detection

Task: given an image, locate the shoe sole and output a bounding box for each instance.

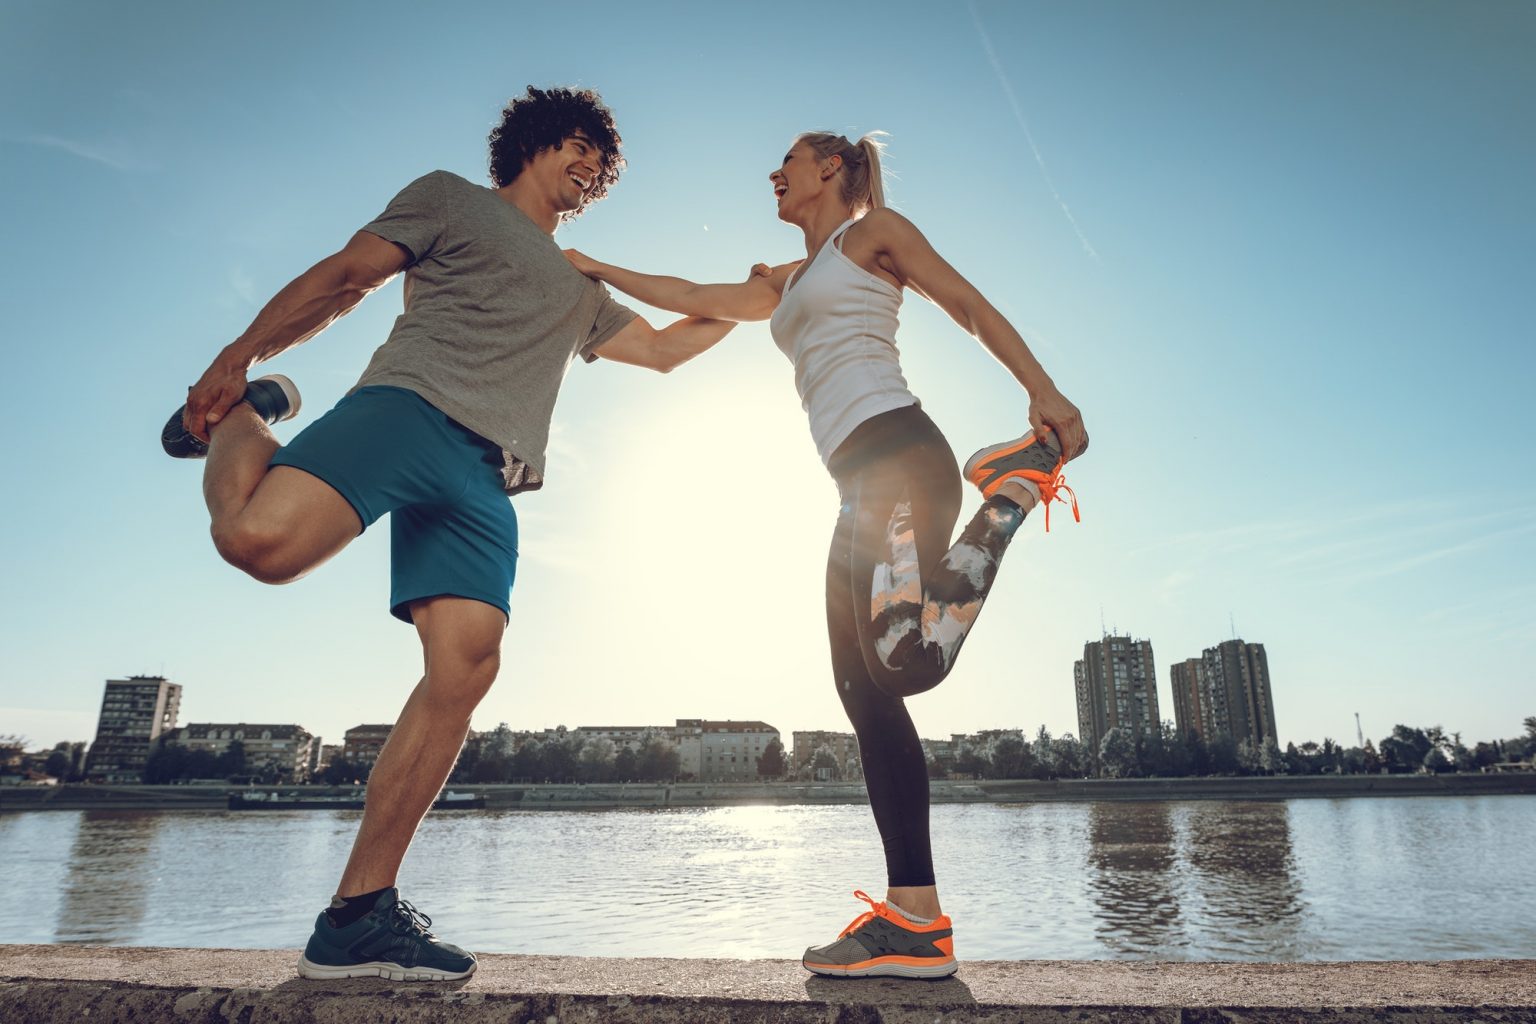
[963,428,1089,483]
[964,435,1050,500]
[161,408,209,459]
[160,374,302,459]
[963,434,1039,483]
[803,955,959,979]
[254,373,302,422]
[296,954,476,982]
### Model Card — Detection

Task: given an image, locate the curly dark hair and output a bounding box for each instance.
[487,85,624,220]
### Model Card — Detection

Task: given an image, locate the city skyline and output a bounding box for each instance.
[40,646,1533,779]
[3,3,1532,758]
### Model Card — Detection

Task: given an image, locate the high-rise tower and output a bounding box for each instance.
[1074,635,1159,755]
[85,675,182,782]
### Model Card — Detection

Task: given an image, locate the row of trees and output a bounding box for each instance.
[932,717,1536,781]
[0,738,88,782]
[140,739,277,784]
[444,725,756,785]
[7,717,1534,786]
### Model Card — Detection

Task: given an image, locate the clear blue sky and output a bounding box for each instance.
[2,1,1532,755]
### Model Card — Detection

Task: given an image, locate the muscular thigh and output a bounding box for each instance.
[238,464,365,567]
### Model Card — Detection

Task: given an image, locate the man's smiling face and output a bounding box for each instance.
[534,132,605,214]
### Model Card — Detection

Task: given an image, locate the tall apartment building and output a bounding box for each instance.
[177,723,317,781]
[342,724,394,768]
[792,730,860,780]
[1074,635,1159,756]
[1169,658,1207,739]
[86,676,182,782]
[1200,639,1277,746]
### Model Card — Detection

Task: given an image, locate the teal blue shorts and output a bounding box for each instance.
[269,386,517,624]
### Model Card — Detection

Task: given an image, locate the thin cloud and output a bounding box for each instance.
[1143,498,1459,559]
[228,268,259,307]
[969,2,1099,260]
[1328,519,1536,587]
[12,134,154,172]
[1143,500,1536,592]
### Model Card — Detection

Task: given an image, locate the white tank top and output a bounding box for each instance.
[769,218,918,465]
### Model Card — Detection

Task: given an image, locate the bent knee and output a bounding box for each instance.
[211,519,304,585]
[427,651,500,714]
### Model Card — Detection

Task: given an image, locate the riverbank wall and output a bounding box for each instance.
[3,772,1534,812]
[3,773,1536,810]
[3,944,1534,1023]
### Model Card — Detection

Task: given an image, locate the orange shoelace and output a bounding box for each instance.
[838,889,896,937]
[1018,459,1081,532]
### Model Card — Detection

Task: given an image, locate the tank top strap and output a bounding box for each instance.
[830,218,857,252]
[785,218,859,293]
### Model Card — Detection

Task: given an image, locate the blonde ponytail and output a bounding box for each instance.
[797,130,889,216]
[857,134,887,212]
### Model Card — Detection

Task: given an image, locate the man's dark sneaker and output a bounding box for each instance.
[160,374,302,459]
[296,888,477,982]
[962,427,1084,531]
[802,889,957,979]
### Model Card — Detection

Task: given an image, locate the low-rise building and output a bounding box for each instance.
[316,744,343,774]
[792,730,860,781]
[675,719,779,782]
[920,737,956,766]
[179,723,316,781]
[572,725,659,753]
[343,724,394,768]
[959,729,1026,760]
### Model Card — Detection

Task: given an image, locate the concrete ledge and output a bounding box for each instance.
[3,945,1534,1022]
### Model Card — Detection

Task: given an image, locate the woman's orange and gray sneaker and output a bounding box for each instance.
[962,427,1085,531]
[802,890,957,979]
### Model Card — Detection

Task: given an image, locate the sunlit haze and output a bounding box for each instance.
[2,1,1532,755]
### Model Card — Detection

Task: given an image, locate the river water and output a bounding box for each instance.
[2,796,1532,961]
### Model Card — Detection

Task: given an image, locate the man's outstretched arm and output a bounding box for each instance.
[593,315,738,374]
[184,230,408,439]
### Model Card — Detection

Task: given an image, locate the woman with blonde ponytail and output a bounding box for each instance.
[565,130,1088,979]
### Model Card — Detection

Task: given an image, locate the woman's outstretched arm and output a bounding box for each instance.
[856,209,1087,456]
[565,248,798,322]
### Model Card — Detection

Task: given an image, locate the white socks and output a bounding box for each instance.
[886,900,935,925]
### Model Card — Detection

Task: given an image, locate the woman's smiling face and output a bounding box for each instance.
[769,141,838,222]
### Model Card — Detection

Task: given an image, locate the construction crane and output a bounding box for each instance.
[1355,712,1364,748]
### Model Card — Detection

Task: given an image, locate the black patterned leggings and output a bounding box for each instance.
[826,405,1026,888]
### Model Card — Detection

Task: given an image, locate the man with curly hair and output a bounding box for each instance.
[159,86,732,981]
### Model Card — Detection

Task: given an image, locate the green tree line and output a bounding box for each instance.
[928,717,1536,780]
[6,717,1532,785]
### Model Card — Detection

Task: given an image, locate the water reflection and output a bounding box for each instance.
[1183,802,1305,958]
[55,811,165,943]
[1085,802,1186,956]
[2,799,1528,959]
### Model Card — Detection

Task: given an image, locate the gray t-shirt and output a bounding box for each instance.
[353,170,638,494]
